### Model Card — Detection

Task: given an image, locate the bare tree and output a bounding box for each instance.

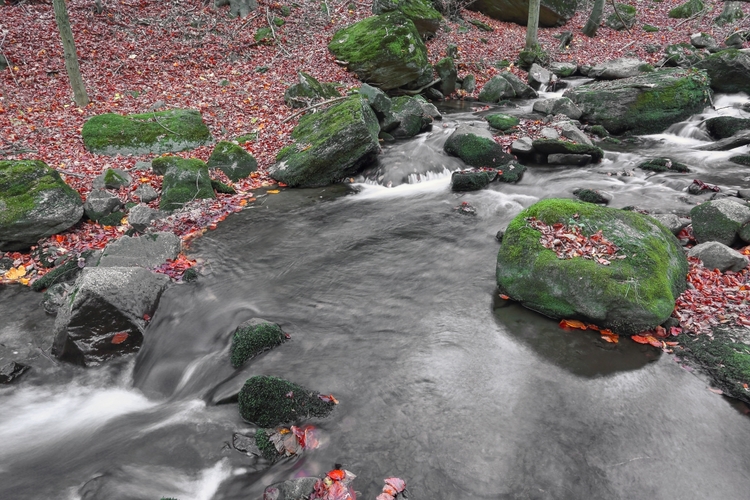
[583,0,606,37]
[53,0,89,106]
[525,0,541,50]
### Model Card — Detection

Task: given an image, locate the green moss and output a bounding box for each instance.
[206,141,258,181]
[486,113,520,131]
[238,375,335,427]
[81,109,212,156]
[254,428,280,461]
[468,19,493,31]
[703,116,750,140]
[643,24,659,32]
[590,125,609,138]
[682,328,750,402]
[0,160,82,227]
[159,158,215,211]
[531,139,604,162]
[451,170,495,191]
[152,156,206,176]
[211,179,236,194]
[444,132,514,167]
[254,27,273,43]
[230,321,286,368]
[669,0,704,19]
[31,258,80,292]
[729,155,750,166]
[97,210,126,226]
[574,189,608,204]
[272,17,285,27]
[638,157,690,173]
[103,168,127,188]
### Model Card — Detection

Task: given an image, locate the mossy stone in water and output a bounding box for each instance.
[230,319,286,368]
[81,109,212,156]
[638,157,690,172]
[486,113,520,131]
[729,155,750,167]
[238,375,335,427]
[703,116,750,140]
[254,428,279,461]
[497,161,526,183]
[532,139,604,162]
[444,125,515,167]
[451,169,495,191]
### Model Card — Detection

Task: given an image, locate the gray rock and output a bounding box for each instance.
[435,57,457,96]
[527,63,552,90]
[420,102,442,120]
[540,127,560,140]
[650,213,690,235]
[534,97,582,120]
[688,241,748,272]
[478,75,516,102]
[588,58,651,80]
[83,188,123,222]
[690,198,750,246]
[0,359,29,384]
[462,74,476,93]
[559,121,593,146]
[547,153,592,166]
[232,433,260,455]
[690,32,718,50]
[444,124,515,167]
[390,96,431,139]
[283,71,340,109]
[97,232,181,268]
[128,204,163,232]
[93,168,132,190]
[42,282,71,315]
[206,141,258,181]
[511,136,534,155]
[467,0,577,27]
[695,49,750,94]
[263,477,319,500]
[497,71,538,98]
[133,183,158,203]
[549,61,578,77]
[52,267,170,365]
[738,189,750,200]
[159,158,215,211]
[532,99,556,115]
[740,221,750,243]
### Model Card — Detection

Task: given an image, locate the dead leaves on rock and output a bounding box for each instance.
[527,217,622,265]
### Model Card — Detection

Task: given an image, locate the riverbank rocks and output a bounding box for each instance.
[587,58,652,80]
[83,188,124,225]
[637,157,690,173]
[694,49,750,94]
[93,168,131,190]
[328,12,430,91]
[52,267,169,365]
[230,319,287,368]
[238,375,336,427]
[206,141,258,181]
[532,139,604,163]
[703,116,750,140]
[690,198,750,246]
[688,241,748,272]
[662,42,706,67]
[496,199,688,335]
[451,169,496,191]
[435,57,457,96]
[0,160,84,251]
[444,125,515,168]
[669,0,704,19]
[159,158,215,211]
[269,96,380,187]
[532,97,582,120]
[81,109,212,156]
[605,3,636,30]
[390,96,432,138]
[372,0,442,40]
[96,232,181,268]
[563,68,711,135]
[478,75,516,102]
[468,0,576,27]
[283,72,341,109]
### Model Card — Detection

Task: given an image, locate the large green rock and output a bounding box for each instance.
[0,160,83,251]
[159,158,215,211]
[669,0,704,19]
[605,3,636,31]
[468,0,576,27]
[328,12,431,90]
[444,125,515,168]
[390,96,431,138]
[694,49,750,94]
[206,141,258,181]
[283,72,341,109]
[82,109,212,156]
[238,375,336,427]
[372,0,442,39]
[496,199,688,335]
[563,68,711,135]
[269,96,380,187]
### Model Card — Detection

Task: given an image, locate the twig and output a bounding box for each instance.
[152,111,180,135]
[619,40,635,52]
[265,7,277,41]
[610,0,631,33]
[57,169,86,178]
[282,96,349,123]
[675,8,707,28]
[396,78,442,96]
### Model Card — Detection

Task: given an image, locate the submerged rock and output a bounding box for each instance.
[496,199,688,335]
[451,169,496,191]
[238,375,335,427]
[230,319,287,368]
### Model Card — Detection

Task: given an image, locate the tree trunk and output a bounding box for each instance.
[525,0,541,50]
[582,0,606,37]
[53,0,90,107]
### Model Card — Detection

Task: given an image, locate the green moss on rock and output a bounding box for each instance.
[238,375,335,427]
[703,116,750,140]
[606,3,636,30]
[254,428,279,461]
[638,157,690,173]
[31,257,80,291]
[230,320,286,368]
[486,113,520,131]
[496,199,688,334]
[532,139,604,162]
[81,109,212,156]
[159,158,215,211]
[729,155,750,167]
[206,141,258,181]
[682,328,750,403]
[669,0,704,19]
[444,127,514,167]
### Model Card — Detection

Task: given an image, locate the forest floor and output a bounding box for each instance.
[1,0,750,334]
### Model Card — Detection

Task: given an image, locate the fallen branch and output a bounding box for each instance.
[610,0,631,33]
[396,78,442,96]
[152,111,180,136]
[282,96,349,123]
[675,8,707,28]
[57,169,86,178]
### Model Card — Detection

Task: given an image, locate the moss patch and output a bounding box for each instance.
[682,328,750,403]
[238,375,335,427]
[159,158,215,211]
[81,109,212,156]
[230,321,286,368]
[444,130,514,167]
[669,0,704,19]
[729,155,750,167]
[703,116,750,140]
[638,157,690,172]
[254,428,279,461]
[486,113,520,131]
[532,139,604,162]
[206,141,258,181]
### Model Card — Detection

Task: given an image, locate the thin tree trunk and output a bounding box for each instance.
[583,0,606,38]
[53,0,90,106]
[525,0,541,50]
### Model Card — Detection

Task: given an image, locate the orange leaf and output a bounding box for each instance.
[499,294,510,300]
[111,332,129,344]
[631,335,650,344]
[327,469,346,481]
[559,319,587,330]
[267,189,280,194]
[601,334,618,343]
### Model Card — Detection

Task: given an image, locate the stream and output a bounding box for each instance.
[2,92,750,500]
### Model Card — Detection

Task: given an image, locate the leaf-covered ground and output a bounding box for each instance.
[1,0,749,343]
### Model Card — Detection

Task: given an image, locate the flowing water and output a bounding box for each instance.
[2,94,750,500]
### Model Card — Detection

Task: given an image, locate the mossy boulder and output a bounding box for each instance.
[83,188,124,224]
[468,0,576,27]
[0,160,84,251]
[206,141,258,181]
[498,71,538,99]
[283,72,341,109]
[690,198,750,246]
[497,161,526,183]
[435,57,457,96]
[81,109,212,156]
[496,199,688,335]
[668,0,704,19]
[637,157,690,173]
[663,43,706,68]
[372,0,442,39]
[478,75,516,102]
[703,116,750,140]
[444,125,515,168]
[682,327,750,404]
[328,12,431,90]
[605,3,636,31]
[159,158,215,211]
[694,49,750,94]
[390,96,431,138]
[230,319,287,368]
[238,375,336,427]
[729,155,750,167]
[269,96,380,187]
[563,68,712,135]
[532,139,604,162]
[486,113,520,131]
[451,169,496,191]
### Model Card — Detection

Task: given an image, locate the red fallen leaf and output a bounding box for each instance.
[376,494,395,500]
[653,325,668,338]
[111,332,129,344]
[285,391,294,398]
[382,485,398,496]
[319,393,339,404]
[559,319,587,330]
[601,333,618,343]
[499,294,510,300]
[143,313,151,322]
[384,478,406,493]
[646,336,662,348]
[665,341,680,346]
[327,469,346,481]
[669,326,682,336]
[631,335,650,344]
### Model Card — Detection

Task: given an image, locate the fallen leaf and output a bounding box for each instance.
[111,332,129,344]
[559,319,587,330]
[267,189,280,194]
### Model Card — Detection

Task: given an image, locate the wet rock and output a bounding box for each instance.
[451,169,496,191]
[238,375,335,427]
[477,75,516,102]
[690,198,750,246]
[230,319,287,368]
[496,161,526,183]
[703,116,750,140]
[128,204,164,232]
[444,125,515,167]
[233,432,261,455]
[52,266,170,366]
[527,63,551,91]
[454,201,477,215]
[650,213,690,235]
[549,61,577,77]
[97,232,181,268]
[694,49,750,94]
[532,138,604,162]
[696,130,750,151]
[637,157,690,173]
[533,97,582,120]
[496,198,688,335]
[83,188,123,223]
[420,102,442,121]
[0,359,30,384]
[0,159,84,251]
[42,282,71,315]
[688,241,748,272]
[133,183,158,203]
[548,154,592,166]
[559,122,593,146]
[588,58,651,80]
[206,141,258,181]
[510,136,533,155]
[263,477,319,500]
[729,155,750,167]
[497,71,538,99]
[573,188,610,204]
[738,189,750,200]
[390,96,432,139]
